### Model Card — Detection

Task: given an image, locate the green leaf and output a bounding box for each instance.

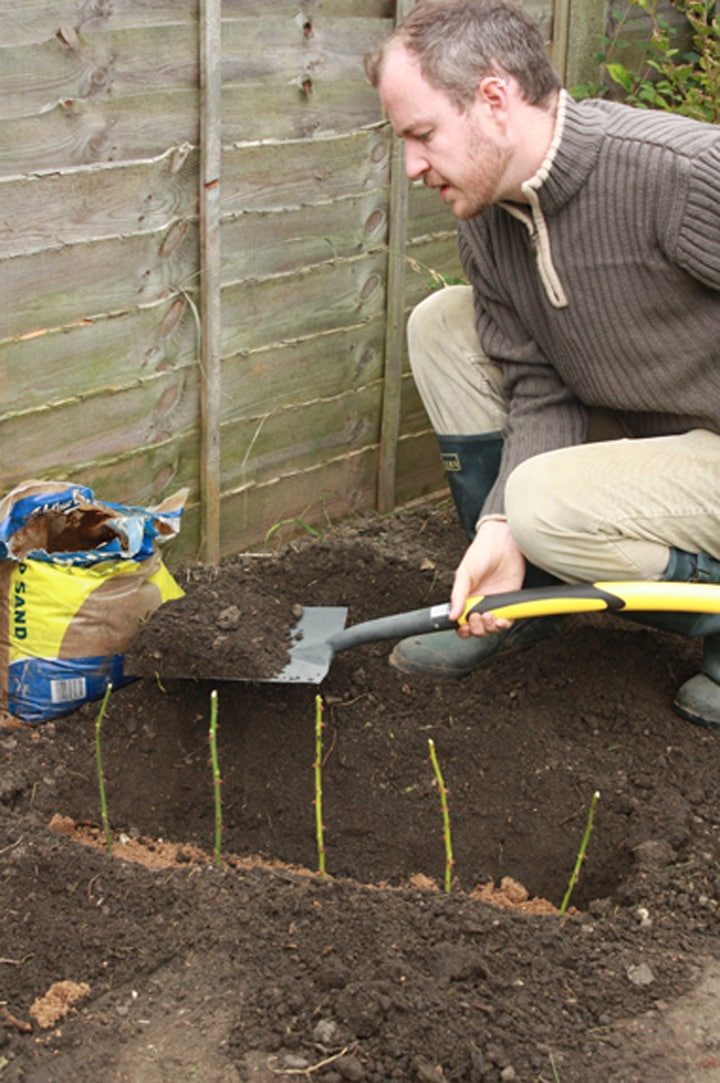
[605,63,634,90]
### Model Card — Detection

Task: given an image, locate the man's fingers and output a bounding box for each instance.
[465,611,513,636]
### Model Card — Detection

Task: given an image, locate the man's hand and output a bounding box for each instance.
[449,519,526,637]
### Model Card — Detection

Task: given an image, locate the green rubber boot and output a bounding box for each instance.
[390,433,566,679]
[438,432,503,542]
[389,614,568,678]
[624,547,720,728]
[673,634,720,728]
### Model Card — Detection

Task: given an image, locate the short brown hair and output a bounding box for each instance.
[364,0,561,108]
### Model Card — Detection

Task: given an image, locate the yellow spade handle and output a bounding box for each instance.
[459,580,720,625]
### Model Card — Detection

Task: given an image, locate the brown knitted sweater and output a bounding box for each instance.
[458,91,720,515]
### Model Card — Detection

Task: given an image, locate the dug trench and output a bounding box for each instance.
[1,501,719,1083]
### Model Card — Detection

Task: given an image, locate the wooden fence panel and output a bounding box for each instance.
[0,0,560,558]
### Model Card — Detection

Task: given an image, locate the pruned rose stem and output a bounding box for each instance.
[209,689,223,869]
[314,694,326,875]
[94,683,113,855]
[560,789,600,915]
[428,738,454,893]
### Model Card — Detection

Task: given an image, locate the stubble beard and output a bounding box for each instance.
[448,127,511,220]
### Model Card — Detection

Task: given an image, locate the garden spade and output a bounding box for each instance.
[274,579,720,683]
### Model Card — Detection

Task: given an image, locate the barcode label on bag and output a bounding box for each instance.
[50,677,87,704]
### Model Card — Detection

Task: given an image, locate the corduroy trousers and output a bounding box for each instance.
[409,285,720,582]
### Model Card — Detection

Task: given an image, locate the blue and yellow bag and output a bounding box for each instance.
[0,480,187,723]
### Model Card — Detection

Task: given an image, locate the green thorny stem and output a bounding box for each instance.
[94,683,113,855]
[428,739,454,893]
[314,694,327,876]
[560,790,600,915]
[209,689,223,869]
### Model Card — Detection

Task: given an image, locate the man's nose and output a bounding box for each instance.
[404,144,428,181]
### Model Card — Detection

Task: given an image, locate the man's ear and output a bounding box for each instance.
[477,74,509,112]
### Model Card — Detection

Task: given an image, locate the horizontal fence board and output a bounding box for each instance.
[2,2,199,47]
[2,277,392,421]
[222,319,385,419]
[394,430,446,506]
[407,182,462,239]
[221,193,387,281]
[221,14,391,80]
[220,382,383,491]
[222,128,390,211]
[1,226,198,339]
[2,130,389,336]
[1,301,198,410]
[220,252,387,355]
[0,25,199,126]
[0,13,387,167]
[1,368,200,479]
[221,81,384,143]
[222,1,393,17]
[217,428,444,559]
[217,444,381,558]
[0,130,389,264]
[0,92,200,175]
[3,1,392,47]
[0,146,197,258]
[1,428,201,543]
[404,236,464,306]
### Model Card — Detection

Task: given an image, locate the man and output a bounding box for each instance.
[364,0,720,725]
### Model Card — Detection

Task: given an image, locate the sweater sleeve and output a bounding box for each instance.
[664,138,720,292]
[458,230,589,516]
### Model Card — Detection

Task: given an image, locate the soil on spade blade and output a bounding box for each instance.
[1,500,719,1083]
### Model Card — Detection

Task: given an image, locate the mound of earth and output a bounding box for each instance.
[1,500,719,1083]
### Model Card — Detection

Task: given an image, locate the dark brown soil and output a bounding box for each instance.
[1,500,719,1083]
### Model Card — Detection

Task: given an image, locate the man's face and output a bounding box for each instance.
[378,44,510,220]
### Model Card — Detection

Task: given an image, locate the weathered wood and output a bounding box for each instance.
[0,93,200,174]
[199,0,222,564]
[217,430,442,559]
[2,1,199,47]
[222,194,388,281]
[563,0,607,89]
[1,304,386,422]
[377,111,410,514]
[1,228,198,340]
[218,445,381,558]
[1,301,198,410]
[0,147,197,259]
[220,252,388,356]
[407,182,459,239]
[550,0,572,80]
[1,368,200,479]
[221,81,385,143]
[399,369,435,436]
[220,382,383,491]
[0,15,386,121]
[223,128,390,211]
[394,430,445,505]
[222,0,393,17]
[1,131,390,337]
[0,27,199,125]
[221,319,386,420]
[0,0,565,561]
[404,236,464,306]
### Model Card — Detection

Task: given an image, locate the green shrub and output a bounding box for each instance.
[573,0,719,122]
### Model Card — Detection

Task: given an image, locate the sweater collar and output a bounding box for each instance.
[518,90,607,214]
[492,92,607,308]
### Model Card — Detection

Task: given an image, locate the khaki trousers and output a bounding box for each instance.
[408,286,720,583]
